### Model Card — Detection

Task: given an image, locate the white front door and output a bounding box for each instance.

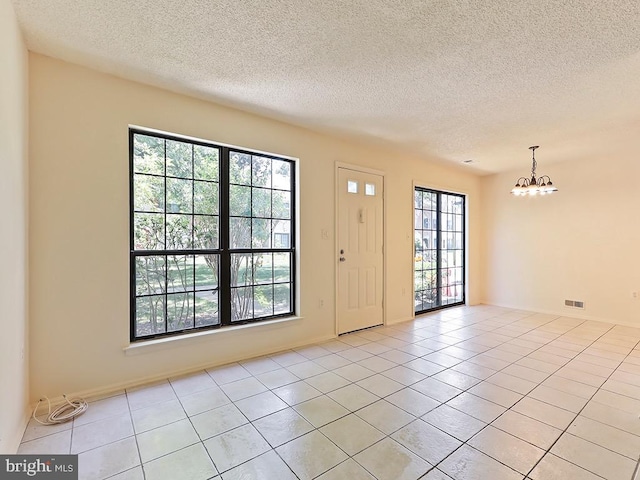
[337,167,384,334]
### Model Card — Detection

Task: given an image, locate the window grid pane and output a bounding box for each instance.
[229,152,292,251]
[414,188,464,315]
[228,252,292,323]
[131,130,294,341]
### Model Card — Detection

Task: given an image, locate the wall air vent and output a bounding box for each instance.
[565,300,584,309]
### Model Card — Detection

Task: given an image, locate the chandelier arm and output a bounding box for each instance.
[512,145,556,195]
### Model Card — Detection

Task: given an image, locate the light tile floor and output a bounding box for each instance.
[18,305,640,480]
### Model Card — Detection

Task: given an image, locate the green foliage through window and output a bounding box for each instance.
[414,188,464,314]
[130,130,295,341]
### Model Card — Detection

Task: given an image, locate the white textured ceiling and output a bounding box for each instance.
[11,0,640,174]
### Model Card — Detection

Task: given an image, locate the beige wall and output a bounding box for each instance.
[0,0,29,453]
[29,53,481,400]
[481,155,640,326]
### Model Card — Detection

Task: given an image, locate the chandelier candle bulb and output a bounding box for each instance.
[511,146,558,196]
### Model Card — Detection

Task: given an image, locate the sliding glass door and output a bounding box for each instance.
[414,187,465,314]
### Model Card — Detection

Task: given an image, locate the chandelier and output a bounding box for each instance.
[511,146,557,196]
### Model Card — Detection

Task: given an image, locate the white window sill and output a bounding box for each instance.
[123,316,303,356]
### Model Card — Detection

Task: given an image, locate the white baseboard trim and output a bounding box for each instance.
[33,333,337,414]
[481,301,639,328]
[386,316,415,326]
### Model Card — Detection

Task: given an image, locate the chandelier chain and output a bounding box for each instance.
[531,152,537,177]
[529,145,538,178]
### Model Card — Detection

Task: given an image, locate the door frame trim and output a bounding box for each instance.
[335,162,386,336]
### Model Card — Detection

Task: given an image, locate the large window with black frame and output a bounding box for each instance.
[130,129,295,341]
[414,187,465,314]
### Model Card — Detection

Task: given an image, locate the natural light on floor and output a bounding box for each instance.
[17,305,640,479]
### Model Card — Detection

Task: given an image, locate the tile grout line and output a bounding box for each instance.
[421,317,624,479]
[169,371,302,479]
[14,309,529,446]
[123,389,144,480]
[632,454,640,480]
[416,316,597,479]
[101,313,637,480]
[165,313,634,479]
[309,310,571,478]
[220,308,549,478]
[167,377,218,478]
[70,308,550,479]
[23,306,640,480]
[522,329,639,479]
